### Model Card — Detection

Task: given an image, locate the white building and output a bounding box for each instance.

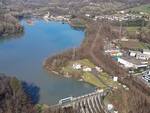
[107,104,114,111]
[72,63,81,70]
[117,57,149,69]
[118,57,135,68]
[95,66,103,72]
[83,67,92,72]
[113,77,118,82]
[129,50,140,57]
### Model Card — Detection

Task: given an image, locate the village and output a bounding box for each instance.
[84,7,150,22]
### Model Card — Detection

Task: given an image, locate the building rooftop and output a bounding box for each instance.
[121,56,150,66]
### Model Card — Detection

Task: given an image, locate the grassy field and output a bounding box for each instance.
[126,27,140,33]
[126,27,150,33]
[119,39,148,49]
[62,59,96,74]
[128,4,150,14]
[82,72,115,88]
[82,72,107,88]
[62,59,116,88]
[120,40,150,49]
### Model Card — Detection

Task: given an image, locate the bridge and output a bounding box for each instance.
[51,89,111,113]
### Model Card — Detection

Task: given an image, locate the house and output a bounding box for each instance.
[85,14,90,17]
[120,10,125,14]
[83,67,92,72]
[105,49,123,57]
[95,66,103,72]
[107,104,114,111]
[113,77,118,82]
[72,63,81,70]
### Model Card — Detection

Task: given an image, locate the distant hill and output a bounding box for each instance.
[1,0,150,6]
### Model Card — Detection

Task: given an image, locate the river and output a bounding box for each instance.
[0,20,94,105]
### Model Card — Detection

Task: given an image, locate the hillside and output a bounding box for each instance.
[0,74,37,113]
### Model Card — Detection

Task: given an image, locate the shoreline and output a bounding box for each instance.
[43,18,110,87]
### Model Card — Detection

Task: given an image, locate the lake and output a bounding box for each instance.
[0,20,94,105]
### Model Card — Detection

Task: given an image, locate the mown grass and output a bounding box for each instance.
[82,72,107,88]
[62,59,116,89]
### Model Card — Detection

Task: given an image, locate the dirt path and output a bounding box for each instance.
[89,24,103,67]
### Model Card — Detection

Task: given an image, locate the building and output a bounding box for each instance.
[129,50,140,57]
[136,53,150,60]
[129,50,150,60]
[117,56,150,69]
[113,77,118,82]
[83,67,92,72]
[117,57,135,68]
[143,49,150,56]
[72,63,81,70]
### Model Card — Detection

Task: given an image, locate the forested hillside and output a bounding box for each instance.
[0,74,37,113]
[0,14,23,37]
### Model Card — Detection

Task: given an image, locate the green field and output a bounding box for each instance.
[129,4,150,14]
[62,59,96,74]
[126,27,149,33]
[61,59,116,88]
[82,72,115,88]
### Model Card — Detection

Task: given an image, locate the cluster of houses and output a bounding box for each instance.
[104,39,123,57]
[85,10,149,22]
[43,12,71,22]
[72,63,103,73]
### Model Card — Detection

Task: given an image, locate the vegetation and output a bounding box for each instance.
[128,3,150,14]
[107,85,150,113]
[0,14,23,37]
[0,74,37,113]
[82,72,115,88]
[44,18,150,113]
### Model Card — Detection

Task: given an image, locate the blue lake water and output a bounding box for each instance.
[0,20,94,105]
